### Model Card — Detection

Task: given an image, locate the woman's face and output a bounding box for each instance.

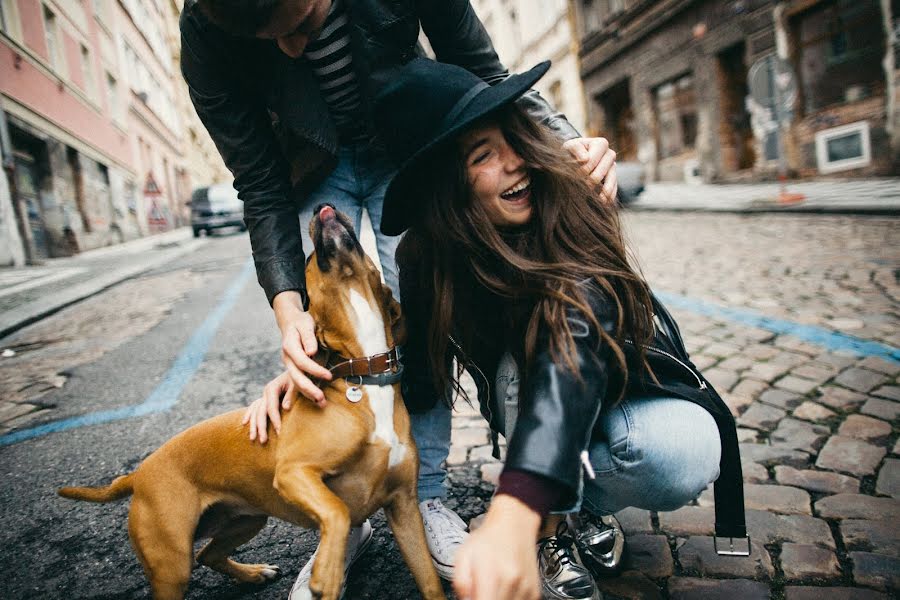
[458,122,533,228]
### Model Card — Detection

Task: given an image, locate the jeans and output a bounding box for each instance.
[300,144,401,300]
[302,143,454,502]
[495,353,721,515]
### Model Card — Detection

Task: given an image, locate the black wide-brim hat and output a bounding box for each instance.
[374,58,551,236]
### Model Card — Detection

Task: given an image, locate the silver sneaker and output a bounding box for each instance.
[538,522,598,600]
[574,513,626,578]
[419,498,468,580]
[289,519,374,600]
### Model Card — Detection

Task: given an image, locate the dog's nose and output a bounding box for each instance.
[317,204,336,223]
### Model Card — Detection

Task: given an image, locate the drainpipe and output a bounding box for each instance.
[882,0,898,165]
[0,97,31,265]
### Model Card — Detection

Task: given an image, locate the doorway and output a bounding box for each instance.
[595,79,637,160]
[13,151,50,260]
[716,42,755,172]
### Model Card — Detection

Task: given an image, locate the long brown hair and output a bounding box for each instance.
[399,105,655,404]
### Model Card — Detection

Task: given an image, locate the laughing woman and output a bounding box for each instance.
[373,59,747,600]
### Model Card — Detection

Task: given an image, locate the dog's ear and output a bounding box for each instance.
[381,283,406,345]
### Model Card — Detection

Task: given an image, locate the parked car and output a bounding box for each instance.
[189,183,245,237]
[615,161,646,205]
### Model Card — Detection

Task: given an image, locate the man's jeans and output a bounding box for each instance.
[301,143,453,502]
[495,353,721,514]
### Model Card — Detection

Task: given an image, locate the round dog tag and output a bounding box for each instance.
[346,386,363,403]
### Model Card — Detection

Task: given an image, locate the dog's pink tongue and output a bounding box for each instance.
[319,205,336,223]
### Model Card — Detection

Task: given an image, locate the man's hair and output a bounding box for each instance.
[197,0,284,36]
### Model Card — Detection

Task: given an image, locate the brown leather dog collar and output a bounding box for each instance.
[329,346,400,378]
[320,346,403,386]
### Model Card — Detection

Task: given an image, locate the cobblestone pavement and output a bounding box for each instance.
[447,213,899,598]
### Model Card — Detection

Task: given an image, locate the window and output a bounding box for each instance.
[581,0,603,34]
[106,72,119,120]
[92,0,108,23]
[654,73,698,159]
[549,80,563,111]
[815,120,871,173]
[793,0,884,113]
[80,44,96,98]
[43,4,62,71]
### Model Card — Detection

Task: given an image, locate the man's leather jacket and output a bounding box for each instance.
[397,236,747,538]
[180,0,579,304]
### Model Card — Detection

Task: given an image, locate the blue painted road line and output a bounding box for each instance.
[0,260,255,447]
[655,291,900,363]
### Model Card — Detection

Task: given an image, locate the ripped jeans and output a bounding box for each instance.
[494,353,722,515]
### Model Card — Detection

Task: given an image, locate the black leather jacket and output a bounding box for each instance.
[398,237,747,539]
[180,0,579,304]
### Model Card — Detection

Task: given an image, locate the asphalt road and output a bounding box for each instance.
[0,232,486,599]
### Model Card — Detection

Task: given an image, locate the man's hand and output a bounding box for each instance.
[563,137,618,203]
[272,290,332,406]
[454,495,542,600]
[242,371,296,443]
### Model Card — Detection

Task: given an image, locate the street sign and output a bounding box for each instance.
[748,55,797,111]
[747,54,804,205]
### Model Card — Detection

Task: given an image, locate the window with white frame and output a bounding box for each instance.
[814,120,871,173]
[43,4,63,73]
[106,72,120,121]
[92,0,108,24]
[80,44,96,98]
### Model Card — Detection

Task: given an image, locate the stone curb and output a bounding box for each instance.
[0,232,207,339]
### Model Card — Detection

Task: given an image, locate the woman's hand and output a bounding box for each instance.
[454,494,542,600]
[242,371,298,443]
[563,137,618,202]
[272,290,332,406]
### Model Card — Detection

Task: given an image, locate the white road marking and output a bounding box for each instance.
[347,289,406,467]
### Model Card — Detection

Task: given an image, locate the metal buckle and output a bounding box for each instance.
[714,535,751,556]
[385,352,398,372]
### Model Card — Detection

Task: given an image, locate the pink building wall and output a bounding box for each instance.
[0,43,131,162]
[17,0,47,60]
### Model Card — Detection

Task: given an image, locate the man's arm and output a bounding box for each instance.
[180,8,306,306]
[415,0,580,140]
[181,8,331,404]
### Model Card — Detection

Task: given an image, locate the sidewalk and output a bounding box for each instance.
[0,228,207,339]
[628,178,900,214]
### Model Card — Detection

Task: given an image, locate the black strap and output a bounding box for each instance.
[711,407,747,539]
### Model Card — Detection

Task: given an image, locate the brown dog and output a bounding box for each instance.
[59,204,446,600]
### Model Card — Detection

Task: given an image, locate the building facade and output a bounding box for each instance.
[473,0,588,133]
[0,0,228,266]
[574,0,900,182]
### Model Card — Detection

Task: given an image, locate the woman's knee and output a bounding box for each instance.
[601,399,721,512]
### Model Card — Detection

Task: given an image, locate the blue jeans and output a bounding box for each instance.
[495,353,721,514]
[302,143,453,501]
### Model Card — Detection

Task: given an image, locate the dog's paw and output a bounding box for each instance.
[259,564,280,580]
[232,562,281,584]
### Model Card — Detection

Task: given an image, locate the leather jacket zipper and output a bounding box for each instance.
[626,340,707,390]
[448,334,494,424]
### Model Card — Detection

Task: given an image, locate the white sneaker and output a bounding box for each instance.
[419,498,469,580]
[289,519,374,600]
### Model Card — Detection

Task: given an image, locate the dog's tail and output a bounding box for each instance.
[58,473,134,503]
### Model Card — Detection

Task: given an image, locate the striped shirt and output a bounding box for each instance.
[304,0,367,142]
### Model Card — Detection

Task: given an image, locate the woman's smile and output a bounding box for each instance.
[459,124,534,227]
